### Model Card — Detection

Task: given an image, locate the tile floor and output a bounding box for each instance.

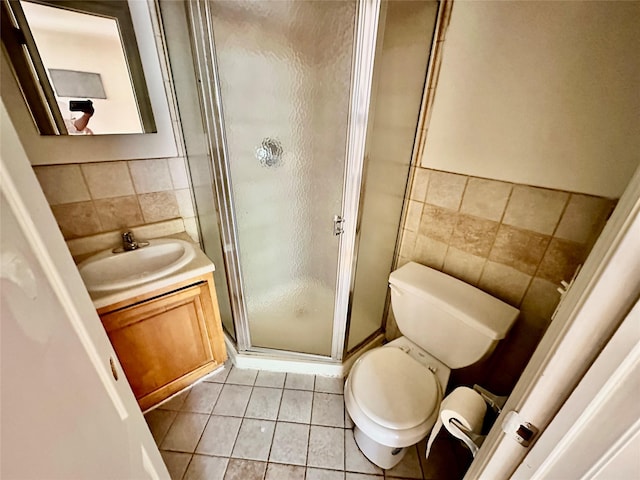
[145,363,470,480]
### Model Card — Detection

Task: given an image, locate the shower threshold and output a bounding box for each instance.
[225,332,385,378]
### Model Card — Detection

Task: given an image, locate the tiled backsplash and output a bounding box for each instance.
[33,158,199,243]
[390,167,616,392]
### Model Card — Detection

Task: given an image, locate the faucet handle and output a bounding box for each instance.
[122,231,135,243]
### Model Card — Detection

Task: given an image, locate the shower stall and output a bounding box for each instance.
[160,0,438,368]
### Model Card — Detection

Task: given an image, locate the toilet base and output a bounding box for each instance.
[353,425,408,469]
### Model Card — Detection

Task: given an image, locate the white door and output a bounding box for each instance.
[512,299,640,479]
[0,101,168,479]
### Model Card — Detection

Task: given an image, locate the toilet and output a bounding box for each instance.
[344,262,519,469]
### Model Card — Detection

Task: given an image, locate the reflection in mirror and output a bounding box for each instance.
[1,0,156,135]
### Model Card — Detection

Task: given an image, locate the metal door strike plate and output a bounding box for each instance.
[502,410,539,447]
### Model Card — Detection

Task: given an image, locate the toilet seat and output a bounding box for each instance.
[350,347,440,430]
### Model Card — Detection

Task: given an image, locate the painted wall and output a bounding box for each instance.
[421,1,640,198]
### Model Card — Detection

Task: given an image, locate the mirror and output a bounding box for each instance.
[1,0,156,135]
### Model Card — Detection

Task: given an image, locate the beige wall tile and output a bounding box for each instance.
[442,247,485,285]
[503,185,568,235]
[425,170,467,211]
[414,235,448,270]
[175,188,196,218]
[168,157,190,190]
[405,200,423,232]
[419,204,458,243]
[183,217,200,243]
[138,191,180,223]
[554,194,615,245]
[385,309,400,342]
[34,165,90,205]
[94,196,144,232]
[51,202,102,239]
[409,168,430,202]
[399,230,417,258]
[450,214,499,257]
[537,238,584,284]
[397,256,411,268]
[520,277,561,327]
[460,177,512,222]
[482,315,545,393]
[81,162,135,199]
[489,225,550,275]
[129,159,173,193]
[478,261,532,307]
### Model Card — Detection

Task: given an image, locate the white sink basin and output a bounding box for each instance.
[78,239,196,292]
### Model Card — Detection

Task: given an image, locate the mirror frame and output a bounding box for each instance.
[0,0,177,164]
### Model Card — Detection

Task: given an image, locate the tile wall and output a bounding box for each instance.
[389,167,616,392]
[33,158,199,243]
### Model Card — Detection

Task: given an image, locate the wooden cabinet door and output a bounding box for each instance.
[101,280,223,410]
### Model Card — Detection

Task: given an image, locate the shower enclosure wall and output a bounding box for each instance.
[160,0,438,368]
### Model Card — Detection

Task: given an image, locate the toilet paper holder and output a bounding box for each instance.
[446,385,508,457]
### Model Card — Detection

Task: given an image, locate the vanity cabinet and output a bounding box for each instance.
[98,272,226,410]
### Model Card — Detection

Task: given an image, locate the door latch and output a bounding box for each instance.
[333,215,344,236]
[502,410,539,447]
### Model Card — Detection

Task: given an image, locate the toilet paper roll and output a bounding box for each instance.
[425,387,487,458]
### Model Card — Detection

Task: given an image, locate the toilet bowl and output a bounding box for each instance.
[344,339,449,468]
[345,262,519,469]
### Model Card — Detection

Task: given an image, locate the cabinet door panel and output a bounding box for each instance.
[102,283,213,401]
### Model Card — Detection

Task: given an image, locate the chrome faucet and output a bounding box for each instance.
[121,231,139,251]
[112,231,149,253]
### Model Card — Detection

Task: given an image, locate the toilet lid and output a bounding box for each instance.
[351,347,440,430]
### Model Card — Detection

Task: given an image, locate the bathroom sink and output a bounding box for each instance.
[78,239,196,292]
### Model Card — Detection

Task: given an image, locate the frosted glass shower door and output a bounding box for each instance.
[209,1,357,356]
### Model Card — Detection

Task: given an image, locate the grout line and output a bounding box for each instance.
[156,408,180,447]
[476,182,515,289]
[178,453,194,480]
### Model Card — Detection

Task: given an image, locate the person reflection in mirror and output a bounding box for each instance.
[58,100,94,135]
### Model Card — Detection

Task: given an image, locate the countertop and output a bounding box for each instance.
[87,236,216,310]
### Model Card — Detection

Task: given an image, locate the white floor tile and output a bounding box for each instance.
[183,454,228,480]
[245,387,283,420]
[181,382,223,414]
[226,367,258,386]
[161,412,208,452]
[212,384,252,417]
[265,463,306,480]
[231,419,276,461]
[315,376,344,394]
[285,373,315,390]
[307,425,345,470]
[278,389,313,423]
[195,415,242,457]
[311,393,345,427]
[269,422,309,465]
[255,371,286,388]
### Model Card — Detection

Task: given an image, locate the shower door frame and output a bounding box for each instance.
[186,0,381,362]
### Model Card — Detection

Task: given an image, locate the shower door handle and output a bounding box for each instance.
[333,215,344,236]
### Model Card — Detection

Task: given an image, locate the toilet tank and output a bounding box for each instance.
[389,262,519,369]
